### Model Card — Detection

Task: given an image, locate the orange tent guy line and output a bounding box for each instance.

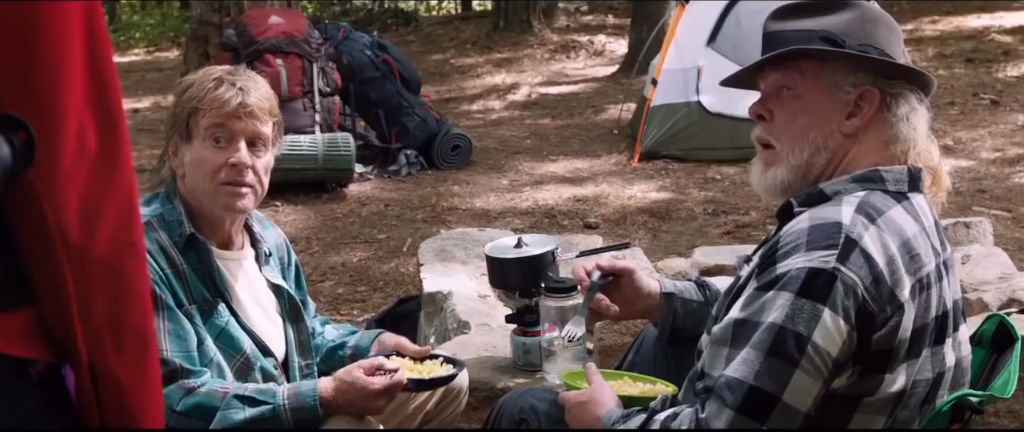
[631,1,686,166]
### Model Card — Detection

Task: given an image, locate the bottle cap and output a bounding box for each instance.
[543,276,579,297]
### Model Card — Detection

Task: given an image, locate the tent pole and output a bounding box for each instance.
[630,1,685,166]
[612,6,673,132]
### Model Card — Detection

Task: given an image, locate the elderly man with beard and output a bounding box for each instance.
[484,1,971,429]
[140,65,467,429]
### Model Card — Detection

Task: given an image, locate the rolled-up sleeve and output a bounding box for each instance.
[604,266,861,429]
[656,277,722,338]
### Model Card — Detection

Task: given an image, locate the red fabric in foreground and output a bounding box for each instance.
[0,1,164,428]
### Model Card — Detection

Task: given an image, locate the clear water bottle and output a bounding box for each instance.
[540,276,588,386]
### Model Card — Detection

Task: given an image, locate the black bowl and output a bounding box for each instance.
[371,352,466,393]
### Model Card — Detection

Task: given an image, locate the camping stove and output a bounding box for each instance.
[483,234,634,371]
[505,298,556,372]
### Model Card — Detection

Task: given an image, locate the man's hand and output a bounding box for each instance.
[571,258,663,324]
[369,332,432,358]
[558,363,623,429]
[318,357,407,417]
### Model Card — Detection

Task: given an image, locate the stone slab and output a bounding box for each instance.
[966,312,1024,335]
[707,276,735,290]
[417,228,514,353]
[418,228,549,418]
[963,274,1024,317]
[654,257,699,280]
[954,245,1019,295]
[690,245,757,277]
[554,234,604,277]
[942,217,995,248]
[419,230,663,418]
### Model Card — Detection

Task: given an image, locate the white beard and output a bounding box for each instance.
[749,128,838,203]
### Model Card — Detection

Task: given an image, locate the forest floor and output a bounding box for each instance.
[118,1,1024,427]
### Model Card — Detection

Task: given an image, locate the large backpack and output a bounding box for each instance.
[217,9,345,135]
[316,21,444,156]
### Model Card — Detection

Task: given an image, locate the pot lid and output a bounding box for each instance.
[484,234,560,258]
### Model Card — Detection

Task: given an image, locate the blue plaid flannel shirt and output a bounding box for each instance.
[140,181,384,428]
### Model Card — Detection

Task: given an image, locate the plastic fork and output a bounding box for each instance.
[559,269,613,344]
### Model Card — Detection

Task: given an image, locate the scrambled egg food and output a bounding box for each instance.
[388,356,457,379]
[582,376,675,397]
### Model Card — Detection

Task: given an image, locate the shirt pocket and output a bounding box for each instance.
[183,299,263,383]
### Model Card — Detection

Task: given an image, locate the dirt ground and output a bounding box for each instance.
[118,1,1024,427]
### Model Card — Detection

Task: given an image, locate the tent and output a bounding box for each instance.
[627,0,798,163]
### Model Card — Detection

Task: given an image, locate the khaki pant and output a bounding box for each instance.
[322,370,468,429]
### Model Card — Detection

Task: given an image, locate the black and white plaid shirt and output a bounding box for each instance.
[604,166,973,429]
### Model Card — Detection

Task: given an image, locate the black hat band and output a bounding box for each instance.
[762,29,896,61]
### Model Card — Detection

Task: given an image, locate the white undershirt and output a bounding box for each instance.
[212,235,287,362]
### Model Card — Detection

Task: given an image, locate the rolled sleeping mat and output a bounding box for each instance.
[272,132,356,186]
[427,122,473,171]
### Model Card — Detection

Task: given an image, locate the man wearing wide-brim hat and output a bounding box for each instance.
[483,1,972,429]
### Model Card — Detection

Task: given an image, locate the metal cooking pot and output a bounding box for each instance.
[483,234,560,298]
[483,234,635,298]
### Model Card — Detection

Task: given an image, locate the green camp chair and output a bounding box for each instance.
[920,310,1021,429]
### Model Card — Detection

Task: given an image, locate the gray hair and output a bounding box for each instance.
[827,62,951,212]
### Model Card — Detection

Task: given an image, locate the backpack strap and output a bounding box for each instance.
[312,64,324,175]
[948,397,986,429]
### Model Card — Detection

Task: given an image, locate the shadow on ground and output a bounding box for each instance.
[118,2,1024,427]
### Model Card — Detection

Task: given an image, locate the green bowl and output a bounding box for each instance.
[559,369,678,408]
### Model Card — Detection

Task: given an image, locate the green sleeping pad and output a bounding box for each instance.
[272,132,356,186]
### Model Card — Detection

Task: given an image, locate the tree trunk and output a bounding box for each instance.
[104,0,122,28]
[183,1,227,76]
[615,0,673,76]
[460,0,473,15]
[541,1,560,26]
[491,0,548,33]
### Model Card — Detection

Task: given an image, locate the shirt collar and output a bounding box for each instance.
[775,165,924,225]
[154,180,270,256]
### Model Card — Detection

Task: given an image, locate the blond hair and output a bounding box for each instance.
[151,65,283,187]
[827,63,951,212]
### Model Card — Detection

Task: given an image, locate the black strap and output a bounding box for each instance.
[949,397,986,429]
[761,29,896,61]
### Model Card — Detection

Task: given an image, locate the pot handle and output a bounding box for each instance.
[556,242,635,261]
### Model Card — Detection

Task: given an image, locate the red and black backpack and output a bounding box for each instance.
[216,8,344,135]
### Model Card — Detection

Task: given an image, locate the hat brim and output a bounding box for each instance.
[718,46,937,98]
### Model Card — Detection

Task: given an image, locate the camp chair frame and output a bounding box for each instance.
[921,310,1021,429]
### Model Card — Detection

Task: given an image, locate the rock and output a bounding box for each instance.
[554,234,603,277]
[690,245,757,277]
[417,228,515,352]
[352,312,375,330]
[966,312,1024,335]
[954,245,1019,295]
[419,230,665,418]
[654,257,699,280]
[707,276,735,290]
[461,356,552,426]
[418,228,553,421]
[942,217,994,247]
[593,320,647,368]
[962,274,1024,317]
[971,206,1013,218]
[976,93,1001,106]
[582,218,601,229]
